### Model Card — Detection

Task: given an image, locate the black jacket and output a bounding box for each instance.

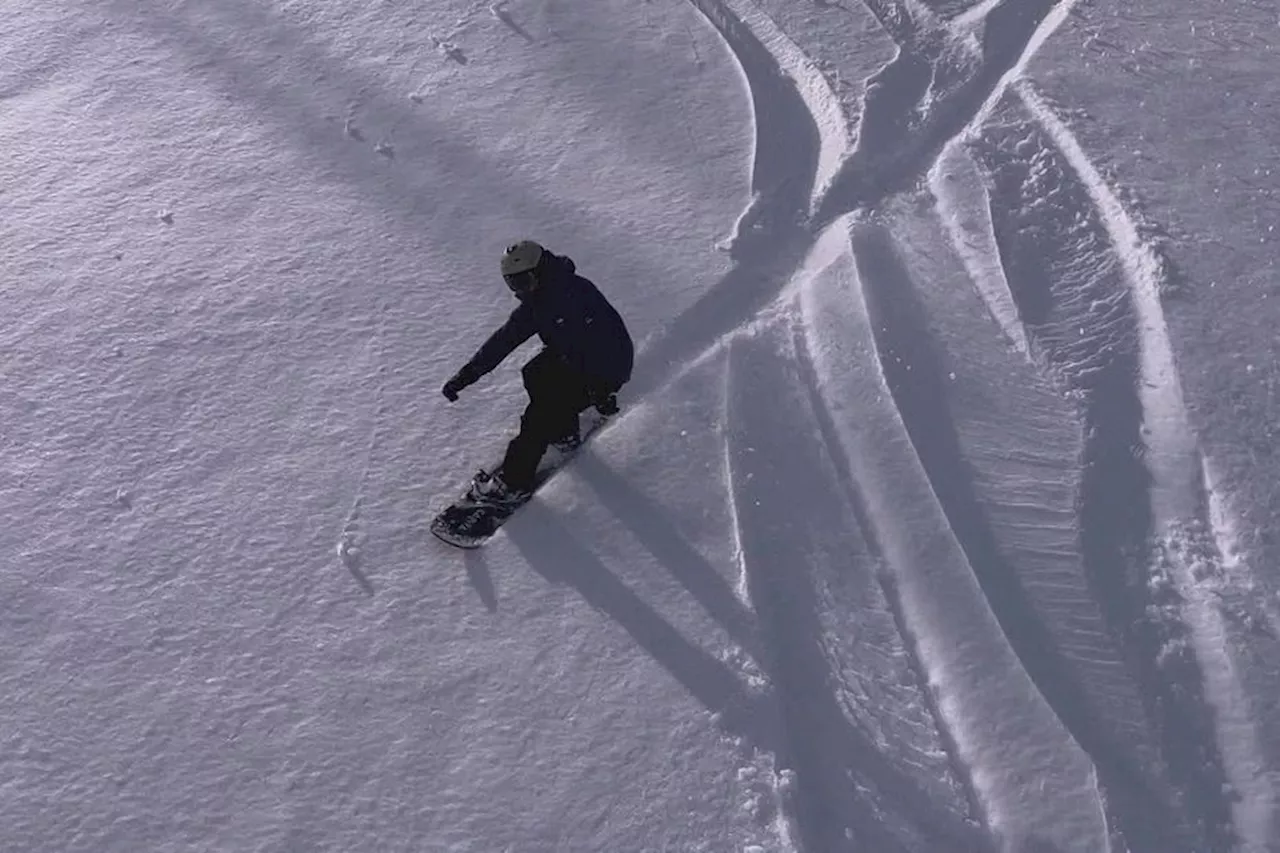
[458,253,633,391]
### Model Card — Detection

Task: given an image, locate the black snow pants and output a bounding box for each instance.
[499,349,611,491]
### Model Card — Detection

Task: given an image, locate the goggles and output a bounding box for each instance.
[503,270,538,295]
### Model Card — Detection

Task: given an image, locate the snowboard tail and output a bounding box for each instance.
[430,495,521,549]
[430,410,610,549]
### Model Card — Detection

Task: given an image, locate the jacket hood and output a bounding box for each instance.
[542,251,576,277]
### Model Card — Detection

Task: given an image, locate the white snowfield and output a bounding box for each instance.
[3,0,1279,851]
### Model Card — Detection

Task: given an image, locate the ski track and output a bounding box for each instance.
[726,322,990,852]
[789,302,989,841]
[930,144,1030,356]
[620,0,1277,849]
[1017,82,1277,851]
[797,220,1106,851]
[715,0,851,215]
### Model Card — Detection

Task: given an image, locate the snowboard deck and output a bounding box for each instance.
[430,410,610,549]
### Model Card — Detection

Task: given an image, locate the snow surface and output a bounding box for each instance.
[4,0,1279,851]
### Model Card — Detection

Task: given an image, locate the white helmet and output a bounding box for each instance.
[500,240,544,276]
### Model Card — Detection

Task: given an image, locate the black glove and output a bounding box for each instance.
[593,392,619,416]
[442,371,471,402]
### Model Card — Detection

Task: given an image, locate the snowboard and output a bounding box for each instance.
[430,409,611,549]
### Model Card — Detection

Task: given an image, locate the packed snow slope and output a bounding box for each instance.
[3,0,1279,851]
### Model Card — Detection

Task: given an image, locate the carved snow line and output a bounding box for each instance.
[721,368,752,610]
[929,144,1031,356]
[717,0,852,216]
[1019,80,1276,853]
[647,0,1073,394]
[623,0,830,403]
[953,0,1077,144]
[728,317,995,851]
[799,218,1108,852]
[814,0,1071,225]
[924,0,1080,361]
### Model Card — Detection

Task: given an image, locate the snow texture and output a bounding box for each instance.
[3,0,1279,851]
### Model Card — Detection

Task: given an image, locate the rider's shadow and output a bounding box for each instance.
[570,450,761,660]
[504,498,772,746]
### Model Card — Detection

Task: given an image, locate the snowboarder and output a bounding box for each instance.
[441,240,634,504]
